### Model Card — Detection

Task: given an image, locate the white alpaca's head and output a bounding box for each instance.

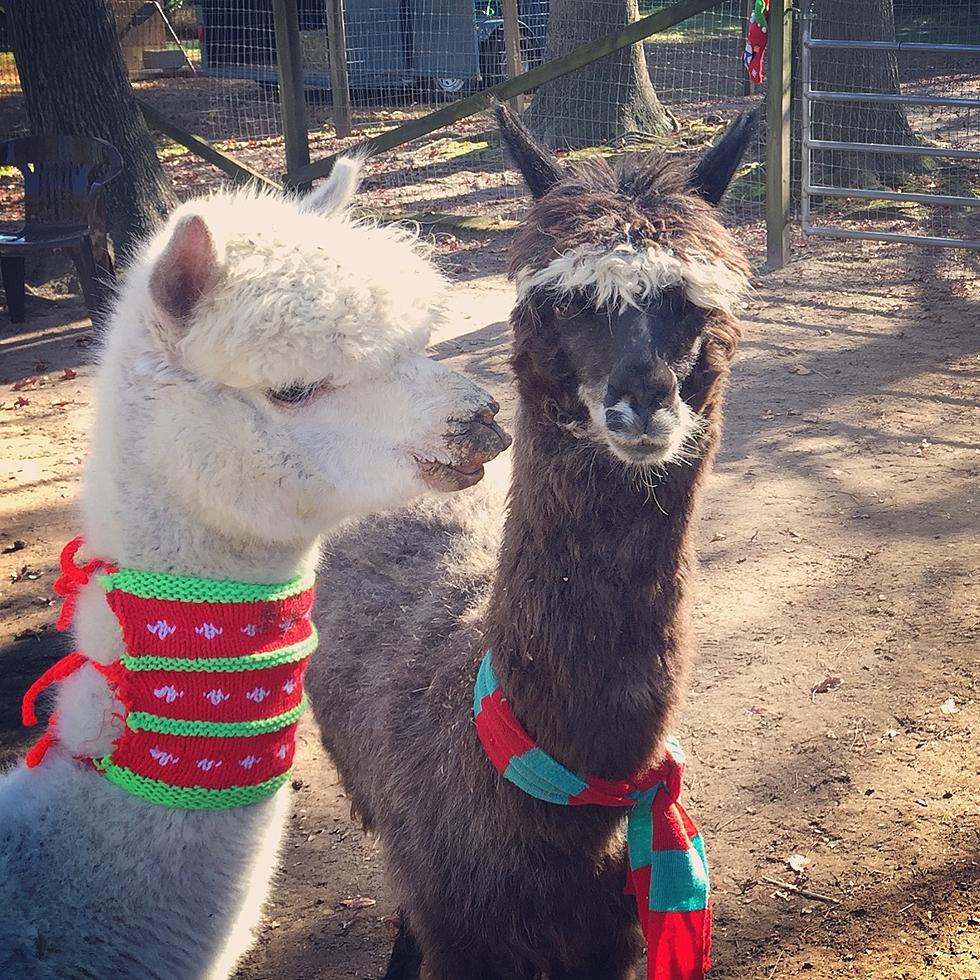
[86,158,510,555]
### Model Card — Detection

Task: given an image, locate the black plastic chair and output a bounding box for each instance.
[0,135,123,324]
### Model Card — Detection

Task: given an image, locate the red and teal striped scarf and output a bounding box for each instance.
[22,537,316,809]
[473,651,712,980]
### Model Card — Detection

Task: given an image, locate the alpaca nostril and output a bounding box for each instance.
[457,417,512,462]
[476,400,500,425]
[605,408,633,433]
[483,420,512,452]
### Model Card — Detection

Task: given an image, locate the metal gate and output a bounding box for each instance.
[800,0,980,250]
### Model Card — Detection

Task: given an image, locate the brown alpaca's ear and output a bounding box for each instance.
[690,106,759,205]
[149,214,219,325]
[493,100,562,199]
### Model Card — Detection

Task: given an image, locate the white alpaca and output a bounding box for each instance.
[0,159,509,980]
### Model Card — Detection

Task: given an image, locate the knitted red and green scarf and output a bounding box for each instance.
[474,651,711,980]
[22,537,316,810]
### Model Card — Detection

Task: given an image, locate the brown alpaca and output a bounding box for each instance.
[306,105,755,980]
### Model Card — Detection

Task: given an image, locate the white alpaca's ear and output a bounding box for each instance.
[149,213,219,324]
[300,152,368,216]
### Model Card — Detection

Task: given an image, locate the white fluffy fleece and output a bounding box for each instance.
[515,243,749,313]
[0,159,503,979]
[142,188,446,391]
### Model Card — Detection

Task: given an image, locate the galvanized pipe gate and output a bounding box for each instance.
[800,0,980,250]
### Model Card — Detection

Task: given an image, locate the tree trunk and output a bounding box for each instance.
[7,0,177,261]
[811,0,921,187]
[524,0,674,149]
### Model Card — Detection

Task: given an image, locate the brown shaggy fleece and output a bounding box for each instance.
[509,153,750,282]
[306,113,751,980]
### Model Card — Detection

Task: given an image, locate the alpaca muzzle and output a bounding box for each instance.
[419,400,512,491]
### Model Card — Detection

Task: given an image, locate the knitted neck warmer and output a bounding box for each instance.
[23,537,317,810]
[473,651,711,980]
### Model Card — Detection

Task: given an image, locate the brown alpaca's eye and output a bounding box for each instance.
[267,382,332,406]
[554,298,582,320]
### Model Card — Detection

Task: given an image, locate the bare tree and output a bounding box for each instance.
[811,0,922,187]
[7,0,177,259]
[524,0,674,148]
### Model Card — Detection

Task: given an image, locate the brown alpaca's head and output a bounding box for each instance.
[497,104,754,470]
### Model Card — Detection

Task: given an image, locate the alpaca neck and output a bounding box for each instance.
[52,409,320,766]
[485,405,716,781]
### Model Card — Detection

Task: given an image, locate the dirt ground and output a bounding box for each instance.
[1,237,977,980]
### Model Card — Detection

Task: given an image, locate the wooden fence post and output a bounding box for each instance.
[502,0,524,113]
[272,0,311,191]
[326,0,353,138]
[765,0,792,269]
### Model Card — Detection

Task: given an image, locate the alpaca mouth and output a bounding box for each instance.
[606,437,674,465]
[415,458,486,491]
[415,414,511,491]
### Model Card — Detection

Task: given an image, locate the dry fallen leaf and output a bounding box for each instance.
[13,396,30,408]
[940,698,960,715]
[339,896,376,910]
[788,854,812,874]
[14,626,47,642]
[62,367,78,380]
[811,676,842,701]
[12,376,37,391]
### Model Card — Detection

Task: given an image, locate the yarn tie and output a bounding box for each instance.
[473,652,711,980]
[52,535,117,630]
[21,538,117,767]
[22,651,89,728]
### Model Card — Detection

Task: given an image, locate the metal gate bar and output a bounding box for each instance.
[806,139,980,160]
[801,0,980,250]
[804,90,980,108]
[807,187,980,208]
[804,228,980,249]
[806,38,980,54]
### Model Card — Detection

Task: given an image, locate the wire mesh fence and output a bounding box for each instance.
[0,1,977,263]
[0,1,771,249]
[291,0,769,245]
[0,10,24,133]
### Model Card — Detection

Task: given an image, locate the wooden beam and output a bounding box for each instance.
[325,0,353,138]
[272,0,311,192]
[153,0,196,73]
[360,208,521,233]
[138,99,282,190]
[765,0,792,269]
[501,0,524,114]
[286,0,722,188]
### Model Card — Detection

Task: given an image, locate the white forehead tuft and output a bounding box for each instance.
[135,185,447,389]
[515,243,749,314]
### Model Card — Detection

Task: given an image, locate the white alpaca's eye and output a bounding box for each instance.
[266,382,332,406]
